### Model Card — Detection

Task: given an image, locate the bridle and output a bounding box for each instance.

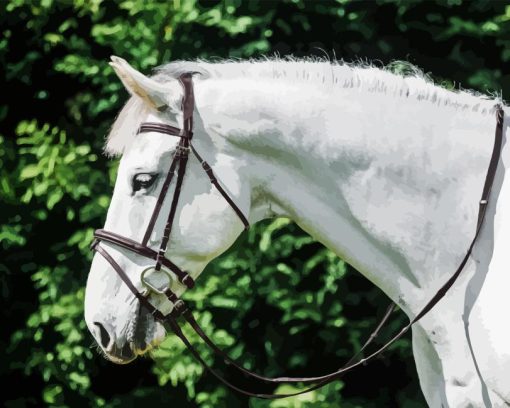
[91,73,505,399]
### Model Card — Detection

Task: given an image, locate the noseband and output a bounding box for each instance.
[91,73,505,399]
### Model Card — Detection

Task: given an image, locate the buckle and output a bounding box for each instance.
[201,161,216,182]
[141,266,173,295]
[173,299,188,316]
[175,145,190,158]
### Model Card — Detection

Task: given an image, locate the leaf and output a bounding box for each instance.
[47,189,63,209]
[19,164,41,180]
[43,384,62,404]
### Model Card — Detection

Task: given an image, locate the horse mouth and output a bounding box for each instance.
[132,300,166,348]
[101,327,166,364]
[99,303,166,364]
[103,342,138,365]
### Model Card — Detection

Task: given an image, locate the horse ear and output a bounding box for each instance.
[109,56,171,110]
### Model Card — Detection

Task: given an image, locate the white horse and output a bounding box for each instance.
[85,56,509,407]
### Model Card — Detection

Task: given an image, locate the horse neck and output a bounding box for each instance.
[195,77,503,314]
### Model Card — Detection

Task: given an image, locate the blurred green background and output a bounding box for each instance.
[1,1,508,407]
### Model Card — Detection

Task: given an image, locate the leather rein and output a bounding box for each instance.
[91,73,505,399]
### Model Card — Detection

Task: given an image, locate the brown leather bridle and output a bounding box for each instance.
[91,73,505,399]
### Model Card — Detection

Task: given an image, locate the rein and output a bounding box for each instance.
[91,73,505,399]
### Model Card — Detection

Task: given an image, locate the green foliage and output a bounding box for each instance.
[1,0,507,407]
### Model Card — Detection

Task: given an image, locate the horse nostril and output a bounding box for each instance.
[120,341,135,359]
[93,322,111,349]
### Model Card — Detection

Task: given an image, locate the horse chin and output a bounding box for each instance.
[135,321,167,357]
[104,350,137,365]
[129,307,167,356]
[98,306,167,364]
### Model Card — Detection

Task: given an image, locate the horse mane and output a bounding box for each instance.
[105,57,503,156]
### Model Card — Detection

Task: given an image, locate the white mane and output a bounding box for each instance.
[106,58,503,155]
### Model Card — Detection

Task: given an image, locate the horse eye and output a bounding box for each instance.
[132,173,158,193]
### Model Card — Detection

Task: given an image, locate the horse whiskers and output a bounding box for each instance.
[93,342,108,359]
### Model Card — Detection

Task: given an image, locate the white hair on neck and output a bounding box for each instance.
[105,57,503,156]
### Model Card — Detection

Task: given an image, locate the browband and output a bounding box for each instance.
[138,123,183,137]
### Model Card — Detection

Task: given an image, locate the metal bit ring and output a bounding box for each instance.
[141,266,173,295]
